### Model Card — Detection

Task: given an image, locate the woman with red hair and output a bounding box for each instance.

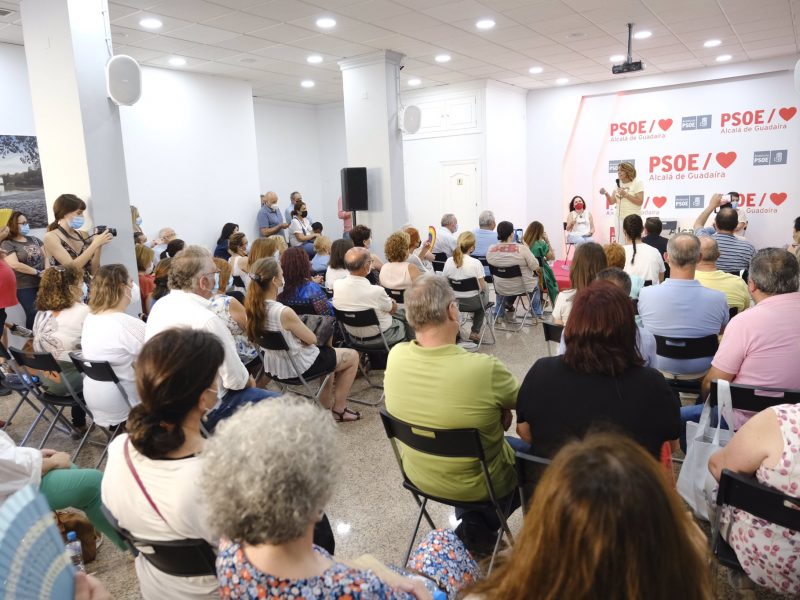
[513,279,680,459]
[277,246,332,316]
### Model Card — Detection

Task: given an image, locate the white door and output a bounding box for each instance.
[440,160,480,235]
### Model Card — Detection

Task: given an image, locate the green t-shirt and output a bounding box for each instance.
[384,341,520,502]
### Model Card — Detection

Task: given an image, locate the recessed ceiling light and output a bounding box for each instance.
[306,55,323,64]
[435,53,451,63]
[609,54,625,62]
[704,39,722,48]
[139,17,163,29]
[301,80,315,88]
[565,32,587,40]
[633,30,652,39]
[716,54,732,62]
[529,66,543,74]
[239,57,256,64]
[556,77,569,85]
[408,78,421,86]
[168,57,186,67]
[315,17,336,29]
[476,19,495,30]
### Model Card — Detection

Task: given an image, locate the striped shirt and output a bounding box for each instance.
[696,230,755,273]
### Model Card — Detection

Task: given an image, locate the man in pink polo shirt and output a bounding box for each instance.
[701,248,800,421]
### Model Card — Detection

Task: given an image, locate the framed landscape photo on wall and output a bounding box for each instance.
[0,135,47,228]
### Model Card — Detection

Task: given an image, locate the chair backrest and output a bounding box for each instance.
[332,306,380,329]
[100,504,216,577]
[562,221,567,231]
[384,287,405,304]
[447,277,480,294]
[379,409,486,461]
[729,306,738,319]
[653,334,718,360]
[473,256,493,283]
[433,252,447,263]
[643,280,653,287]
[710,381,800,413]
[542,322,564,345]
[290,302,317,316]
[9,347,61,373]
[256,330,291,352]
[715,469,800,532]
[489,264,523,279]
[69,353,120,384]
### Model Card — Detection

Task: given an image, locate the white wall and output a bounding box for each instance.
[0,43,35,137]
[527,55,800,258]
[315,102,348,234]
[120,67,260,249]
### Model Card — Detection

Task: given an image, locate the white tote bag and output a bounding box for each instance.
[677,380,734,521]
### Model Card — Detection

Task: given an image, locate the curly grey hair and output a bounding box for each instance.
[202,395,340,545]
[168,245,212,291]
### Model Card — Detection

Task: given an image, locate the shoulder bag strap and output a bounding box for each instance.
[124,437,170,525]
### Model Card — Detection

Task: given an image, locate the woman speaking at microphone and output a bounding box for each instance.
[600,162,644,237]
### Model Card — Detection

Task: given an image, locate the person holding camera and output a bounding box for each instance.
[43,194,114,285]
[692,193,755,274]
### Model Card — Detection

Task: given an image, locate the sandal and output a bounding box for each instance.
[332,407,362,422]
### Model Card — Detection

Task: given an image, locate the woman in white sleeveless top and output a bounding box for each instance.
[244,257,361,422]
[565,196,594,245]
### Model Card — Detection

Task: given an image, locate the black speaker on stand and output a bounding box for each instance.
[341,167,368,227]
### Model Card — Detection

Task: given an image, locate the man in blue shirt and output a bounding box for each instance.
[257,191,289,238]
[472,210,496,277]
[638,232,728,375]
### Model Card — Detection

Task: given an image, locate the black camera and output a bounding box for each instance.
[94,225,117,237]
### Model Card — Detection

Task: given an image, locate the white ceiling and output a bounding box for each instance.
[0,0,798,104]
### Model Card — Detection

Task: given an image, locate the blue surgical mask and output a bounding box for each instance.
[69,216,85,229]
[136,217,143,226]
[81,282,89,301]
[20,224,30,235]
[213,272,221,294]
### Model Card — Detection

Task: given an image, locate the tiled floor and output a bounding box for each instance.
[0,319,782,599]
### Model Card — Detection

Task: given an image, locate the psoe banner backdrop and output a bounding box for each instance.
[562,71,798,250]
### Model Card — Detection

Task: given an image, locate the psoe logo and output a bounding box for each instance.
[673,195,705,209]
[649,152,737,181]
[736,192,789,210]
[608,159,636,173]
[753,150,788,166]
[681,115,712,131]
[609,119,672,140]
[720,107,796,133]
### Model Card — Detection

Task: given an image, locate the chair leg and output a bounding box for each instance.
[71,423,96,464]
[404,497,431,566]
[36,406,68,449]
[94,425,123,469]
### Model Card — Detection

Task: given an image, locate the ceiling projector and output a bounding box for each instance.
[612,23,645,76]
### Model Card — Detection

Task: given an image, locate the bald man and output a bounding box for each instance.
[257,191,289,238]
[694,236,751,313]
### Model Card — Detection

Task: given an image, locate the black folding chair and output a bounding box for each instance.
[541,322,564,356]
[380,409,515,573]
[515,450,551,513]
[643,280,653,287]
[709,381,800,414]
[431,253,447,273]
[100,504,216,577]
[256,331,334,403]
[712,469,800,573]
[69,353,134,468]
[289,302,318,316]
[488,264,534,331]
[384,287,405,305]
[9,347,111,464]
[653,334,719,396]
[447,277,495,348]
[0,341,53,437]
[473,256,493,284]
[563,221,576,263]
[333,307,402,406]
[728,306,738,320]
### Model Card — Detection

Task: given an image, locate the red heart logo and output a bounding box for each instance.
[658,119,672,131]
[653,196,667,208]
[770,192,787,206]
[716,152,737,169]
[779,107,797,121]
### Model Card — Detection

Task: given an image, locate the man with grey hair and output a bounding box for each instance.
[257,190,289,238]
[694,235,750,313]
[145,245,277,430]
[638,232,728,375]
[384,274,520,556]
[432,213,458,258]
[332,246,411,348]
[472,210,496,276]
[152,226,176,264]
[700,248,800,401]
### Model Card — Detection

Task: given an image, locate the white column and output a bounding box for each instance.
[21,0,138,283]
[339,51,407,255]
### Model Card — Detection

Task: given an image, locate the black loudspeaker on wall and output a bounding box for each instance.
[341,167,368,211]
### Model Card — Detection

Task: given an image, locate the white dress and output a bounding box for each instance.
[80,312,145,427]
[101,435,217,600]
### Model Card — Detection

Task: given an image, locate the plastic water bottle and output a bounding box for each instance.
[65,531,85,572]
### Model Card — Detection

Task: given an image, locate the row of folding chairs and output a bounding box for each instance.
[0,341,132,468]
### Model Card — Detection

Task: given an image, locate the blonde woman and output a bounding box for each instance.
[600,161,644,234]
[442,231,488,344]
